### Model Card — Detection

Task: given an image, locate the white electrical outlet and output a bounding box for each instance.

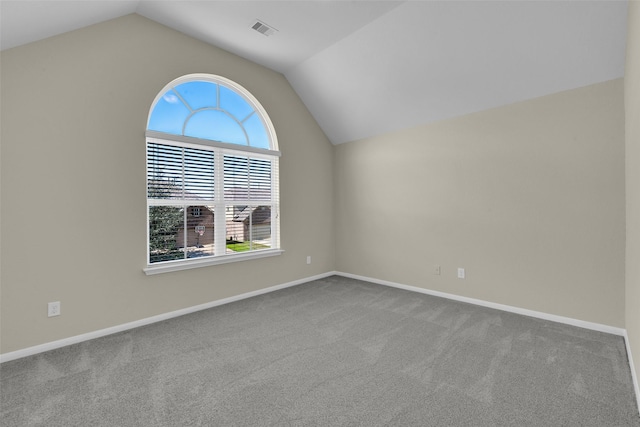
[48,301,61,317]
[306,256,311,265]
[457,268,465,279]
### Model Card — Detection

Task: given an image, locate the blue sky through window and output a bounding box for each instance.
[148,80,269,148]
[220,86,253,121]
[148,90,190,135]
[174,81,217,111]
[243,114,269,149]
[184,110,246,144]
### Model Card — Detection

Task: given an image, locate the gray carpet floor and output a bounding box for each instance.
[1,275,639,426]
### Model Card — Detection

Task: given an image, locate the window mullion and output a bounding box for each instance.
[146,201,151,264]
[182,205,188,260]
[181,148,188,259]
[270,203,277,250]
[214,152,226,255]
[271,159,278,249]
[181,148,186,199]
[249,204,253,251]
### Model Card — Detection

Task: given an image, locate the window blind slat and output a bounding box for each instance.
[147,142,184,199]
[184,147,214,200]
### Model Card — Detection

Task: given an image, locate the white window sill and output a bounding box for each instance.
[143,249,284,275]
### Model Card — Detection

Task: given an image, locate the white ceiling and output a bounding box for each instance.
[0,1,629,145]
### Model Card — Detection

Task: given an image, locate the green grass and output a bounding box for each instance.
[226,241,269,252]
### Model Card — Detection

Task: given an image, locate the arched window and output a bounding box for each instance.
[144,74,281,274]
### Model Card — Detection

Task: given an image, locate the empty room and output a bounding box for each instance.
[1,1,639,425]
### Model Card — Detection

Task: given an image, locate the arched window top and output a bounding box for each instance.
[147,74,278,153]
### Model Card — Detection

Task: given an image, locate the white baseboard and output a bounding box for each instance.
[623,330,640,414]
[335,271,626,336]
[0,271,335,364]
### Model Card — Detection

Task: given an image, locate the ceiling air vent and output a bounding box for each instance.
[251,20,278,37]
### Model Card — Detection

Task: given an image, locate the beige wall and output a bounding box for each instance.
[626,0,640,393]
[335,79,625,327]
[0,14,335,354]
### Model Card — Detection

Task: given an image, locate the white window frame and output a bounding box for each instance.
[144,74,282,275]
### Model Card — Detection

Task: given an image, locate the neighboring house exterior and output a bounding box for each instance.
[175,205,271,249]
[224,186,272,244]
[176,205,215,248]
[227,205,271,243]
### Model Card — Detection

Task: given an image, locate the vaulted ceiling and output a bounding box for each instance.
[0,1,629,145]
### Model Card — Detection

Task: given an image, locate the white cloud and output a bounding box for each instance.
[163,93,179,104]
